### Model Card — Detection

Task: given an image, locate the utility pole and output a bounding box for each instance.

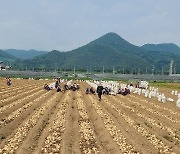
[152,65,154,75]
[10,62,12,70]
[57,66,58,72]
[131,68,133,74]
[146,67,148,74]
[74,65,76,75]
[138,68,140,75]
[174,66,176,74]
[89,65,91,74]
[169,60,173,75]
[161,66,164,75]
[113,66,115,75]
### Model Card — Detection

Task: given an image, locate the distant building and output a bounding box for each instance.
[0,61,11,70]
[0,61,6,70]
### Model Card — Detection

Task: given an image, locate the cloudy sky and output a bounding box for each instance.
[0,0,179,51]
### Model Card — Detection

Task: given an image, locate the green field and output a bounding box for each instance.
[150,82,180,90]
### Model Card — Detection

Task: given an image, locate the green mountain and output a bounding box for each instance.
[16,33,148,70]
[142,43,180,53]
[0,49,16,59]
[90,32,147,55]
[5,49,48,59]
[13,50,67,70]
[12,32,180,73]
[141,43,180,73]
[65,33,149,69]
[0,49,16,64]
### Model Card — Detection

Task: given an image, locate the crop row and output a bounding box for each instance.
[41,92,70,153]
[0,91,50,127]
[125,96,180,124]
[130,95,180,117]
[111,96,180,143]
[76,92,100,154]
[0,80,35,93]
[0,93,58,154]
[0,83,40,98]
[103,97,174,154]
[0,87,44,114]
[88,95,137,153]
[0,85,42,106]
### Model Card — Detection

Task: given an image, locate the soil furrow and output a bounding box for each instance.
[17,91,64,154]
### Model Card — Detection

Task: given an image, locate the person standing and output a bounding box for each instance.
[96,83,104,101]
[55,77,61,89]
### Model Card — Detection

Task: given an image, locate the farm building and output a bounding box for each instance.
[0,61,11,70]
[0,61,6,70]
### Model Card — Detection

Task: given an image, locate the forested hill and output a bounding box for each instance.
[89,32,147,54]
[5,49,48,59]
[141,43,180,73]
[4,32,180,73]
[0,49,16,63]
[142,43,180,53]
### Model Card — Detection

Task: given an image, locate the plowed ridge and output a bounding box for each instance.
[0,79,179,154]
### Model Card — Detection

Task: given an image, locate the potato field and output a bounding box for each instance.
[0,78,180,154]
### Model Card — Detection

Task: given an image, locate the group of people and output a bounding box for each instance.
[86,83,131,101]
[69,83,80,91]
[4,76,131,102]
[44,78,80,92]
[118,87,130,96]
[85,87,95,94]
[44,77,61,92]
[103,87,110,95]
[85,84,104,101]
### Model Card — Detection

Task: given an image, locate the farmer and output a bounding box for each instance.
[85,88,89,94]
[63,82,69,92]
[6,77,12,86]
[56,85,61,92]
[44,84,51,91]
[55,78,60,89]
[96,83,104,101]
[90,87,95,94]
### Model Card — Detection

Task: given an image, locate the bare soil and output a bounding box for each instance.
[0,79,180,154]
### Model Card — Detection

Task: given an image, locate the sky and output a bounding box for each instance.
[0,0,180,51]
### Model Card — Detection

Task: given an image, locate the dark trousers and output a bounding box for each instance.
[98,93,102,100]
